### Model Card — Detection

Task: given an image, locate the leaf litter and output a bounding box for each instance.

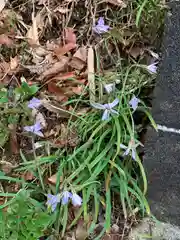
[0,0,166,239]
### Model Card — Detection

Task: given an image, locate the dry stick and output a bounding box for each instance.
[88,46,95,103]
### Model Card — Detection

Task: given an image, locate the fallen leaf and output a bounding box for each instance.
[106,0,127,7]
[69,58,85,70]
[71,86,83,95]
[41,56,69,79]
[73,47,87,62]
[0,160,16,174]
[10,56,19,70]
[0,0,5,12]
[75,220,88,240]
[22,171,34,181]
[65,28,76,44]
[36,112,46,128]
[54,43,76,57]
[128,47,144,59]
[0,34,13,46]
[48,173,63,185]
[42,100,72,118]
[49,72,75,82]
[26,13,39,46]
[24,54,54,75]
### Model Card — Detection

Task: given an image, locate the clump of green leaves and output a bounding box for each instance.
[0,81,39,147]
[0,190,53,240]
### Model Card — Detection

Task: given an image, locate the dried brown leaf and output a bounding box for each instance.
[69,58,85,70]
[73,47,87,62]
[54,43,76,57]
[0,160,14,174]
[75,221,88,240]
[49,72,75,82]
[26,13,39,46]
[71,86,83,95]
[65,28,76,44]
[42,100,72,118]
[10,56,19,70]
[0,0,5,12]
[0,34,13,46]
[128,47,144,59]
[48,173,63,185]
[22,171,34,181]
[41,56,69,79]
[36,112,46,128]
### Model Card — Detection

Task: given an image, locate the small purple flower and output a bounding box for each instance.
[24,121,43,137]
[93,17,110,34]
[46,194,60,212]
[71,193,82,207]
[147,62,158,74]
[28,97,41,109]
[61,191,72,205]
[129,96,140,111]
[104,83,115,94]
[91,98,119,121]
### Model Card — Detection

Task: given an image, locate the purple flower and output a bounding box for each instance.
[91,98,119,121]
[129,96,140,111]
[93,17,110,34]
[24,121,43,137]
[120,139,143,161]
[28,97,41,109]
[147,62,158,74]
[71,193,82,207]
[46,194,60,212]
[104,83,115,94]
[61,191,72,205]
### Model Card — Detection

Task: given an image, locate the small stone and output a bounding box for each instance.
[128,218,180,240]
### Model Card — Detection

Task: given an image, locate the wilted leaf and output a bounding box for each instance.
[128,47,144,59]
[49,72,75,82]
[0,0,5,12]
[22,171,34,181]
[75,220,88,240]
[42,100,72,118]
[71,86,83,95]
[41,56,69,79]
[65,28,76,44]
[10,56,19,70]
[0,34,13,46]
[0,160,15,174]
[48,173,64,185]
[54,43,76,57]
[69,58,85,70]
[26,13,39,46]
[73,47,87,62]
[36,112,46,128]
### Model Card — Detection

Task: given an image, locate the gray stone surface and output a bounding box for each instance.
[144,1,180,226]
[129,218,180,240]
